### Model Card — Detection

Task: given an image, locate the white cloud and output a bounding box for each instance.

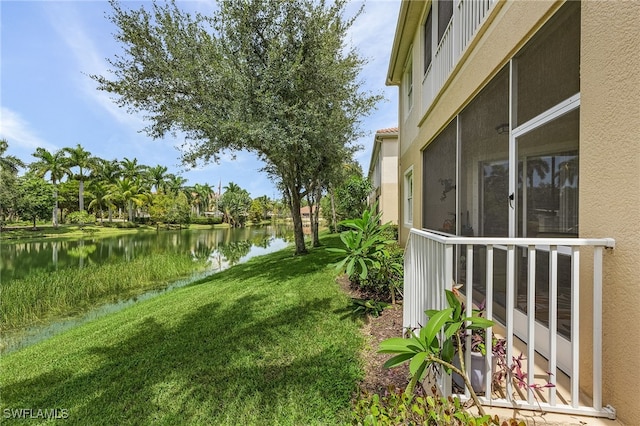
[0,107,58,152]
[45,3,145,129]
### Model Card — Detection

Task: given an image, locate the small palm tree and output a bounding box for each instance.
[87,180,114,224]
[31,147,71,227]
[107,178,152,222]
[94,159,121,222]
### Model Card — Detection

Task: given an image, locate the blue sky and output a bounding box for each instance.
[1,0,400,198]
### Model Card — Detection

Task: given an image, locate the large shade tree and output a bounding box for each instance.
[93,0,379,254]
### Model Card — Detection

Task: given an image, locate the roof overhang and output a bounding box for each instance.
[386,1,427,86]
[367,128,399,179]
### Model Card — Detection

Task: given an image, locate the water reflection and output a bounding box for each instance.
[1,225,294,282]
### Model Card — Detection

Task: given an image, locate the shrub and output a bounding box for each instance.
[100,221,138,229]
[190,216,223,225]
[66,210,96,225]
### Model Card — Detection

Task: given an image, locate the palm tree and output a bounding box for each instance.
[107,178,152,222]
[87,180,114,224]
[31,147,70,227]
[120,157,145,180]
[166,174,188,196]
[94,159,121,222]
[147,164,169,194]
[63,144,98,212]
[223,181,242,193]
[0,139,25,174]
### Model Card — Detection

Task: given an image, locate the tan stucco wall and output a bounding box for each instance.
[380,137,399,225]
[394,0,640,422]
[398,0,560,245]
[580,2,640,423]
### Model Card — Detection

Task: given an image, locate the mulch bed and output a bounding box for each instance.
[337,275,410,395]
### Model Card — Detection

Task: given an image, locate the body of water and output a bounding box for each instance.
[1,224,294,353]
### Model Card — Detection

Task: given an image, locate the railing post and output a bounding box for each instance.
[571,246,580,408]
[593,246,603,410]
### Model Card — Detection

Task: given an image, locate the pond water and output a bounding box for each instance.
[1,224,294,282]
[1,224,294,353]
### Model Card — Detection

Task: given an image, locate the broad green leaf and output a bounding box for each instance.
[420,307,453,346]
[383,352,416,369]
[409,351,428,376]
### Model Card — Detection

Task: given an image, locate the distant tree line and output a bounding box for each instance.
[0,139,369,230]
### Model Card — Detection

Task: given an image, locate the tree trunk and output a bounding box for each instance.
[288,189,307,255]
[79,179,84,212]
[330,187,337,233]
[53,187,59,228]
[311,185,322,247]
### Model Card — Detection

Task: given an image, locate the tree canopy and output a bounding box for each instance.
[93,0,380,254]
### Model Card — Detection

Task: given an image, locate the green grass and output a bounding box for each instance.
[1,253,209,332]
[0,234,364,425]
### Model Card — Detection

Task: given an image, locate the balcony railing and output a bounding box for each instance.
[403,228,616,419]
[423,0,497,111]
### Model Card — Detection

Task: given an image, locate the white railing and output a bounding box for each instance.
[403,228,616,419]
[423,0,497,110]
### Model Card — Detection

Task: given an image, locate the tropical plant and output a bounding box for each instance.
[327,204,393,280]
[87,180,114,223]
[63,144,98,212]
[0,139,25,224]
[30,147,71,227]
[218,182,251,227]
[107,178,152,222]
[352,386,501,426]
[120,157,145,180]
[349,298,390,318]
[147,164,169,194]
[166,174,188,196]
[378,289,495,415]
[0,139,25,175]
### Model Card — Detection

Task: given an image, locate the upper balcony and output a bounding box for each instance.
[423,0,497,113]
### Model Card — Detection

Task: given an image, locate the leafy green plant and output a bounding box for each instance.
[66,210,96,225]
[351,386,503,426]
[349,298,390,318]
[378,289,494,416]
[327,204,395,280]
[358,241,404,303]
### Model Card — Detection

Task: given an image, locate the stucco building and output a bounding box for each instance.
[387,0,639,423]
[367,127,399,225]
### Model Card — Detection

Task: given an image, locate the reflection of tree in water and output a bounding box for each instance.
[250,235,271,249]
[216,241,253,266]
[67,241,97,268]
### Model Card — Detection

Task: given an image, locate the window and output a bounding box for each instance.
[404,56,413,113]
[437,0,453,44]
[423,8,433,74]
[423,120,456,233]
[404,168,414,225]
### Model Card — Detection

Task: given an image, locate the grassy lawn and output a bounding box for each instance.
[0,234,364,425]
